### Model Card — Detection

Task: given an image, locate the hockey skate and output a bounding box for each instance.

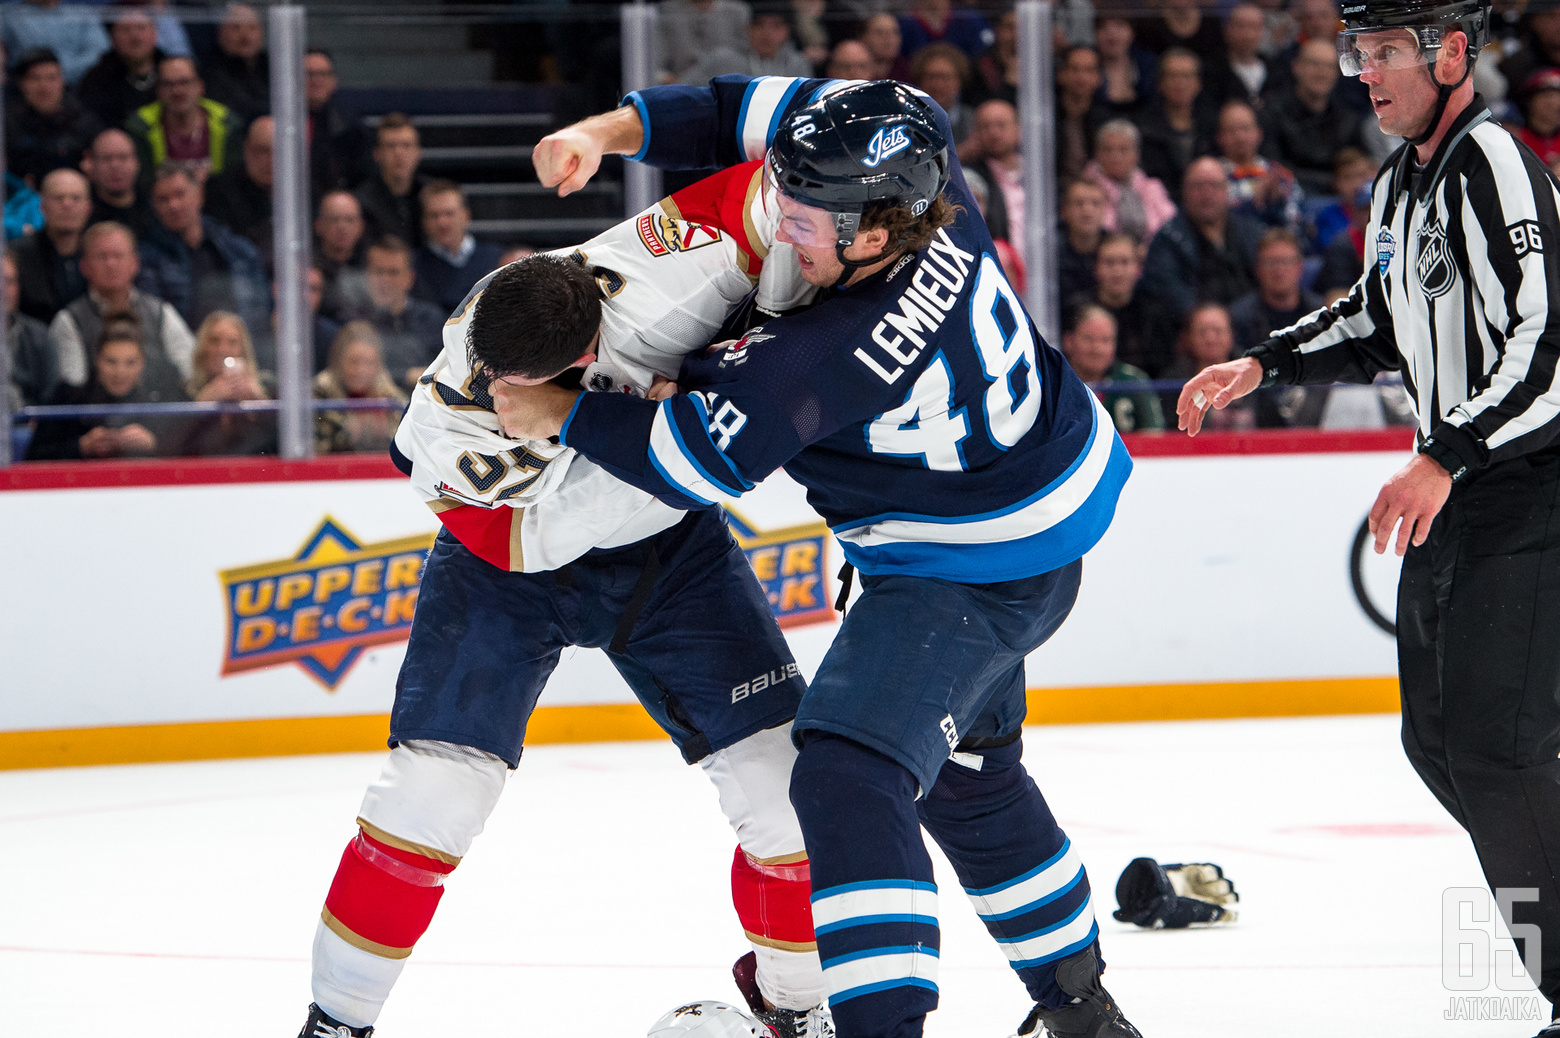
[296,1003,373,1038]
[732,951,835,1038]
[1012,947,1142,1038]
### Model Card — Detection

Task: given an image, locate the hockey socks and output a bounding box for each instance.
[790,733,939,1038]
[916,739,1101,1011]
[731,847,824,1010]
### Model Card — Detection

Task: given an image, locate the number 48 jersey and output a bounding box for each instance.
[563,75,1133,583]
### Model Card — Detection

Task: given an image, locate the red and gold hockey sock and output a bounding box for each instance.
[321,822,460,959]
[731,845,823,1009]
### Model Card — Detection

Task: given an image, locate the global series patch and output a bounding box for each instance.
[218,517,435,689]
[724,507,833,628]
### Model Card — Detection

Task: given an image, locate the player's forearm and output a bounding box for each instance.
[575,104,646,158]
[563,392,725,510]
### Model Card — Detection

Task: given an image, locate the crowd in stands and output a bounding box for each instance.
[9,0,1560,459]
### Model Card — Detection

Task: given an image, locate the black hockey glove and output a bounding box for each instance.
[1112,857,1239,929]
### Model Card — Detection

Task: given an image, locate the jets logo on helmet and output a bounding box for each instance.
[861,126,912,169]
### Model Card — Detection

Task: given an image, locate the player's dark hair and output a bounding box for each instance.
[859,193,958,257]
[467,255,603,380]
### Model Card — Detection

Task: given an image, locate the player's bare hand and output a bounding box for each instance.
[646,375,678,402]
[492,379,579,442]
[1176,357,1263,436]
[1368,453,1453,556]
[532,107,645,197]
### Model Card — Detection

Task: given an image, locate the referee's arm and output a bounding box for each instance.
[1435,151,1560,474]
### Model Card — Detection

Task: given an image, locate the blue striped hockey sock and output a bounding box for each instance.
[917,739,1101,1010]
[789,733,938,1038]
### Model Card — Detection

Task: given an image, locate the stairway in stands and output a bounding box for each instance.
[309,1,628,249]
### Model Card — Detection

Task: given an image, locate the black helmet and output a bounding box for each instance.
[1337,0,1490,144]
[768,81,951,249]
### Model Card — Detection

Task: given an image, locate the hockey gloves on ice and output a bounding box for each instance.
[1112,857,1239,929]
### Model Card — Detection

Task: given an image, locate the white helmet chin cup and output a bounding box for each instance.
[647,1001,767,1038]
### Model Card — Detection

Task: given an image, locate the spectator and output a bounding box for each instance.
[1309,147,1376,251]
[314,190,368,320]
[1227,228,1321,356]
[680,1,814,83]
[1137,48,1219,201]
[251,263,341,374]
[961,167,1025,293]
[78,7,163,129]
[137,162,268,335]
[1500,0,1560,88]
[973,9,1018,105]
[201,3,268,125]
[911,44,976,153]
[1058,177,1108,304]
[899,0,993,65]
[355,114,427,249]
[5,251,59,408]
[656,0,751,84]
[49,220,194,397]
[305,48,370,199]
[344,235,446,390]
[13,168,92,322]
[1315,156,1375,295]
[1516,67,1560,166]
[1216,100,1298,230]
[860,14,911,82]
[1260,39,1367,196]
[1135,0,1225,66]
[1142,157,1263,314]
[1095,16,1156,116]
[179,310,276,456]
[6,49,102,188]
[6,172,46,241]
[313,321,407,454]
[82,128,156,238]
[1056,0,1097,50]
[1215,3,1274,107]
[1061,303,1164,433]
[204,115,273,256]
[1269,0,1343,90]
[125,55,244,184]
[497,244,537,267]
[1054,45,1106,180]
[1254,0,1298,57]
[1087,231,1176,377]
[141,0,192,61]
[2,0,110,86]
[787,0,831,72]
[28,319,172,460]
[1083,119,1177,242]
[413,180,504,316]
[825,39,875,80]
[1162,302,1256,430]
[965,100,1026,266]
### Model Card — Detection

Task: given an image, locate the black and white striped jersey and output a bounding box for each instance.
[1249,99,1560,472]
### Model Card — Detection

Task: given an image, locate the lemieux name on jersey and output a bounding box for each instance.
[855,229,978,385]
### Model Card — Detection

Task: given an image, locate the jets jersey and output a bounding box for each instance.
[1252,99,1560,471]
[392,160,813,572]
[562,75,1133,583]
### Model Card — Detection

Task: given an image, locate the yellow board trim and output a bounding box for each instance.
[0,678,1398,771]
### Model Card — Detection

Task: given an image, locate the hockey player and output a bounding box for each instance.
[297,165,833,1038]
[1178,0,1560,1032]
[499,79,1143,1038]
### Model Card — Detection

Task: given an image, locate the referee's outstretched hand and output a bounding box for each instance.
[1176,358,1263,436]
[1368,454,1453,556]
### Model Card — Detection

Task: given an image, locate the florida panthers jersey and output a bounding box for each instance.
[392,161,813,572]
[562,76,1132,582]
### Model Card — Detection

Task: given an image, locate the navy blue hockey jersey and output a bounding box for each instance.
[562,75,1132,583]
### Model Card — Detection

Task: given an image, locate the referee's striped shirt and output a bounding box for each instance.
[1248,98,1560,472]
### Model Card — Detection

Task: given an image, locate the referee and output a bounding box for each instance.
[1179,0,1560,1027]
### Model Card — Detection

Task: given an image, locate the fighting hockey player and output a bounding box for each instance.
[297,164,831,1038]
[503,79,1142,1038]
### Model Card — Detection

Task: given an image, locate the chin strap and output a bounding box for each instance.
[832,240,892,287]
[1407,48,1474,147]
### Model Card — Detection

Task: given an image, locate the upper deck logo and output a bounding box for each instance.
[861,125,911,169]
[724,507,833,629]
[218,517,435,689]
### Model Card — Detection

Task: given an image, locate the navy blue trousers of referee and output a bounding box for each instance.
[1398,447,1560,1008]
[788,561,1104,1038]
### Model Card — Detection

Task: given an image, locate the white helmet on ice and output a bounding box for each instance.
[647,1001,770,1038]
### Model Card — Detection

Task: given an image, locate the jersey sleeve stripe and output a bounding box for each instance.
[663,395,753,494]
[741,77,806,160]
[624,92,653,163]
[647,398,726,504]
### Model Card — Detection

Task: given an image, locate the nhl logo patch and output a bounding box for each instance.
[1376,229,1395,277]
[1416,219,1455,300]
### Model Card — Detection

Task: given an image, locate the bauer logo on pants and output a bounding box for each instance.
[218,517,435,690]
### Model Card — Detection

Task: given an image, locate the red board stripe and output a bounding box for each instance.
[0,454,402,492]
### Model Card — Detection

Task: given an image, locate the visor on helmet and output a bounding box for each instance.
[765,160,862,249]
[1336,25,1442,76]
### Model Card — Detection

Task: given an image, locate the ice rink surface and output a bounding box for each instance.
[1,713,1547,1037]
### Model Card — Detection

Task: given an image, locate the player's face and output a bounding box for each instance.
[771,189,849,285]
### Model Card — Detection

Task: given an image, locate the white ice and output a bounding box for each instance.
[0,714,1545,1037]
